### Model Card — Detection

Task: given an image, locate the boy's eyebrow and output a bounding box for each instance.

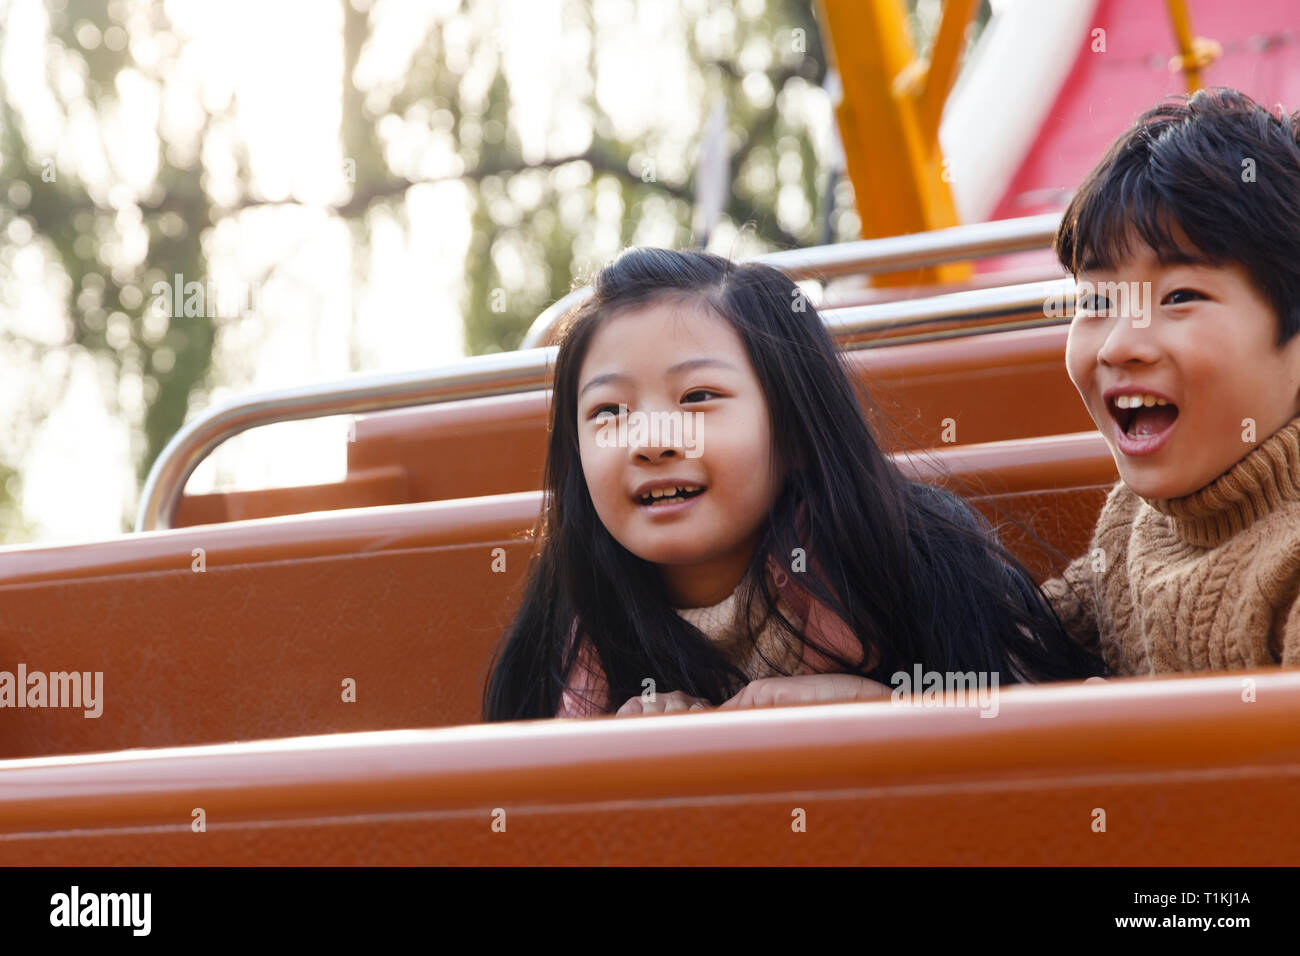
[1079,243,1217,275]
[579,358,739,398]
[1158,248,1217,268]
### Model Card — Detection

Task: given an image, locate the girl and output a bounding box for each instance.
[482,248,1102,721]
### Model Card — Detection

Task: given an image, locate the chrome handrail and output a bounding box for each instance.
[825,277,1071,347]
[134,277,1072,531]
[518,212,1063,348]
[134,349,558,533]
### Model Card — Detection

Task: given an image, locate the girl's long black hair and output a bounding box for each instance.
[483,248,1103,721]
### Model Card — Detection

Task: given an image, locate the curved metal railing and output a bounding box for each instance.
[518,212,1062,348]
[134,276,1072,531]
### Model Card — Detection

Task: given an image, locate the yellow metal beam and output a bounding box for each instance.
[1165,0,1222,93]
[919,0,978,143]
[817,0,971,286]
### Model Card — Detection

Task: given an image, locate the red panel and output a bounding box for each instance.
[992,0,1300,223]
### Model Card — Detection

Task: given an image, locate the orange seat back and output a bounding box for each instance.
[3,671,1297,865]
[0,432,1115,761]
[176,325,1092,526]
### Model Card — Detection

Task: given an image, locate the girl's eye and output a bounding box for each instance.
[1163,288,1204,306]
[587,392,717,419]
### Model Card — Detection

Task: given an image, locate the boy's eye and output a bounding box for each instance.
[1077,294,1113,314]
[1163,288,1204,305]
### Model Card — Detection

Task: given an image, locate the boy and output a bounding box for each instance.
[1042,87,1300,674]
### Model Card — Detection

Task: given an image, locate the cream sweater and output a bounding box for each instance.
[673,570,806,682]
[557,555,867,717]
[1041,415,1300,674]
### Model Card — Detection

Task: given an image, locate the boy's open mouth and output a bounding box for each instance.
[1106,393,1180,440]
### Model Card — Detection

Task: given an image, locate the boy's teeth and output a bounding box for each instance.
[1115,394,1170,408]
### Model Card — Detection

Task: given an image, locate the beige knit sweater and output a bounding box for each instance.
[1041,415,1300,674]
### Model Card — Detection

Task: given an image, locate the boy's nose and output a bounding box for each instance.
[1097,316,1161,367]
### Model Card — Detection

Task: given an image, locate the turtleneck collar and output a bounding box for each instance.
[673,583,749,645]
[671,564,804,680]
[1143,415,1300,548]
[670,556,787,640]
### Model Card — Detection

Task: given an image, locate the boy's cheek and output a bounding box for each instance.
[1063,328,1096,400]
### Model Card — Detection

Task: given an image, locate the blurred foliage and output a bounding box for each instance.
[352,0,836,357]
[0,0,986,538]
[0,0,213,532]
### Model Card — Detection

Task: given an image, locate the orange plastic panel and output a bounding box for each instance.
[175,325,1093,527]
[2,671,1297,865]
[0,434,1115,761]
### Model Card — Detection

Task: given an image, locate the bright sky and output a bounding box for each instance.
[0,0,835,544]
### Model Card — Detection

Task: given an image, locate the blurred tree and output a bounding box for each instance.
[0,0,215,535]
[335,0,841,357]
[0,0,987,541]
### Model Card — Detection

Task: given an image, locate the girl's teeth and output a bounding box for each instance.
[648,485,699,498]
[643,484,702,503]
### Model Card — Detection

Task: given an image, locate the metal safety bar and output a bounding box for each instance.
[134,277,1072,532]
[825,277,1071,348]
[519,212,1063,348]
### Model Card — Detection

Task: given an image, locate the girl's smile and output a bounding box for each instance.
[632,478,708,514]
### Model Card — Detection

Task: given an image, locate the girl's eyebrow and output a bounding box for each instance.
[578,357,739,398]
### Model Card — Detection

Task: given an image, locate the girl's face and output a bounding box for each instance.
[576,299,785,609]
[1067,238,1300,500]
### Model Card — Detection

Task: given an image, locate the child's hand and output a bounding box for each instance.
[616,690,711,716]
[717,674,893,710]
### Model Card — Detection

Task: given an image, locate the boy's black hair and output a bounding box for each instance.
[482,247,1103,721]
[1055,87,1300,345]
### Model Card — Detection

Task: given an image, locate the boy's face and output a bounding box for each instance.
[1066,239,1300,500]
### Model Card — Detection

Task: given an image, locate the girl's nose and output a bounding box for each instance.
[631,431,691,463]
[626,409,691,459]
[632,441,683,462]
